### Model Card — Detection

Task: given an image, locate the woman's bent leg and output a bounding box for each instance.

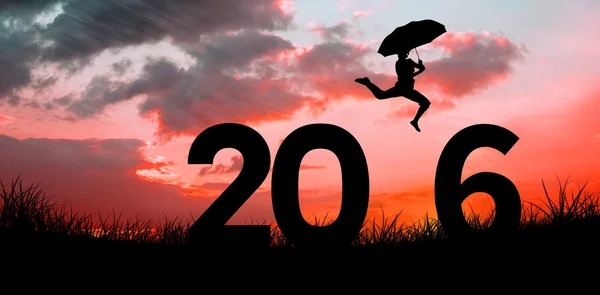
[403,89,431,132]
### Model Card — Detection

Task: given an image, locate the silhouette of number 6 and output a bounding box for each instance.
[434,124,521,238]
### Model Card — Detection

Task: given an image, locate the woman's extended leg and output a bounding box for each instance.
[355,77,402,100]
[403,89,431,132]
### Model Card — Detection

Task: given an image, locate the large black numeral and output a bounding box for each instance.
[271,123,370,247]
[187,123,271,247]
[434,124,521,238]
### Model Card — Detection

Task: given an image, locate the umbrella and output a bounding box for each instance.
[377,19,446,57]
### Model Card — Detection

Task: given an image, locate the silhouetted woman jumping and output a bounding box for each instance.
[355,51,431,132]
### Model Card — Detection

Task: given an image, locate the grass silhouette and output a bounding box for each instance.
[3,173,600,280]
[1,174,599,247]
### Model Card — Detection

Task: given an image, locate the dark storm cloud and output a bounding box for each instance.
[0,25,43,101]
[0,0,63,19]
[0,0,293,103]
[64,29,299,120]
[63,30,309,142]
[41,0,293,62]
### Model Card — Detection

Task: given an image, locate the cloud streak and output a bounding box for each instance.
[0,134,217,220]
[197,155,327,177]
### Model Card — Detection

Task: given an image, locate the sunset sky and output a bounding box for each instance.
[0,0,599,226]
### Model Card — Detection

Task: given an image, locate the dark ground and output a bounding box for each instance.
[2,218,600,277]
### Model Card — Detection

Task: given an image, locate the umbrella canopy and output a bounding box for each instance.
[377,19,446,57]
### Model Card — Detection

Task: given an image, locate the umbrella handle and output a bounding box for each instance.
[415,48,421,62]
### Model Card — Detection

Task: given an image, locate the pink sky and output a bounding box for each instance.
[0,0,599,226]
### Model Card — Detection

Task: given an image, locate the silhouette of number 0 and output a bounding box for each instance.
[435,124,522,238]
[272,124,370,247]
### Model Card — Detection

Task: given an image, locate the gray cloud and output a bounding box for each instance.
[111,58,133,75]
[60,24,392,141]
[0,0,293,104]
[418,32,527,98]
[0,0,63,20]
[41,0,293,62]
[0,24,43,101]
[198,155,243,176]
[61,30,312,141]
[310,21,351,42]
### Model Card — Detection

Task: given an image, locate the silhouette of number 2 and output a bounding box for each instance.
[187,123,271,245]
